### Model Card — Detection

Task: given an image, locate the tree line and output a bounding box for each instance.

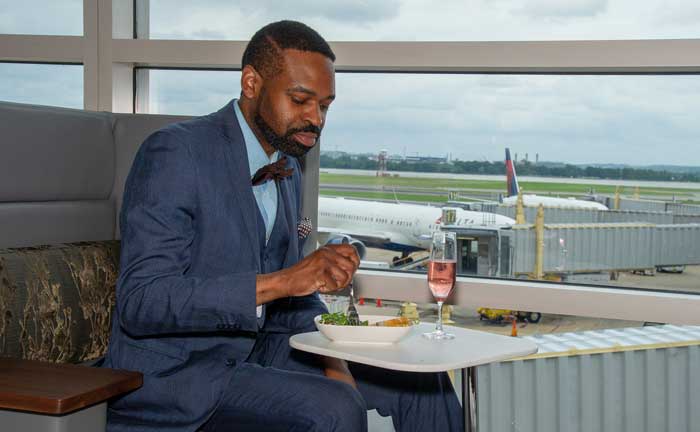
[320,154,700,183]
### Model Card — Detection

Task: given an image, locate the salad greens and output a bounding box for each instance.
[320,312,368,326]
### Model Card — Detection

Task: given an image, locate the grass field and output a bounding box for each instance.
[319,173,698,197]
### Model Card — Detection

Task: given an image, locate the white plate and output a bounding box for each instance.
[314,315,415,344]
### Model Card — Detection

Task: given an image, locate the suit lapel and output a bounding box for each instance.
[212,101,261,268]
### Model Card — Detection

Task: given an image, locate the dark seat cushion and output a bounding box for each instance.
[0,241,119,363]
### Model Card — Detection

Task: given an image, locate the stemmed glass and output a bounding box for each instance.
[423,231,457,340]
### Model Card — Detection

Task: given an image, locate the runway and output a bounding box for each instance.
[320,168,700,203]
[322,168,700,191]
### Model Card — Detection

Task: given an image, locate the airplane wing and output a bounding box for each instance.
[318,226,392,244]
[450,195,496,203]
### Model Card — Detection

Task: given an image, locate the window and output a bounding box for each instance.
[2,6,699,429]
[142,0,700,41]
[139,69,241,115]
[0,63,82,108]
[137,67,700,296]
[0,0,83,35]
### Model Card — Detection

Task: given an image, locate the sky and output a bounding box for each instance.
[1,0,700,166]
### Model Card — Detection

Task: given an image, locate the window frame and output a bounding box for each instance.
[0,0,699,324]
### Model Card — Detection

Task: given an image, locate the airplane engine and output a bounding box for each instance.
[325,235,367,260]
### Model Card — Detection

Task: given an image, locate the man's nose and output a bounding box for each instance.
[303,103,323,128]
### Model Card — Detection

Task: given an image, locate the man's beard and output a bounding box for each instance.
[254,112,320,158]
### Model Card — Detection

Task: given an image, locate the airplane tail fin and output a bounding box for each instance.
[505,148,520,197]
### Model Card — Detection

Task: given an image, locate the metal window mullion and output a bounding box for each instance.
[97,0,114,112]
[113,39,700,73]
[302,144,320,257]
[111,0,135,113]
[132,0,150,113]
[134,0,150,39]
[330,40,700,73]
[86,0,135,113]
[83,0,99,110]
[0,35,83,63]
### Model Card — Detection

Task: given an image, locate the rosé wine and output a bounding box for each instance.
[428,260,456,302]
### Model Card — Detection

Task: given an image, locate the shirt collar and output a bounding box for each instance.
[233,98,279,177]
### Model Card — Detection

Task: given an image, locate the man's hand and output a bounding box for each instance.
[322,357,357,390]
[256,244,360,304]
[285,244,360,295]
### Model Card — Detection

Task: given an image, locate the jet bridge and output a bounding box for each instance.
[505,222,700,277]
[459,202,700,225]
[444,220,700,279]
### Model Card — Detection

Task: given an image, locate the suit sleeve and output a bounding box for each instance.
[116,130,258,337]
[263,294,328,334]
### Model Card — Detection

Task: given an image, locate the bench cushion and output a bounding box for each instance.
[0,102,115,202]
[0,241,119,363]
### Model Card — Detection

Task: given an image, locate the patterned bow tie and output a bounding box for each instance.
[251,156,294,186]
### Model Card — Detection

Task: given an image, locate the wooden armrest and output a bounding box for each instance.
[0,358,142,415]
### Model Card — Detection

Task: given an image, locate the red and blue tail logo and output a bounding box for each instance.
[505,148,520,197]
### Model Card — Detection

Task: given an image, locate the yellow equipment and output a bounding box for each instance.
[477,307,542,324]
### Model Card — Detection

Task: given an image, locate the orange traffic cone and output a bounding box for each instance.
[510,317,518,337]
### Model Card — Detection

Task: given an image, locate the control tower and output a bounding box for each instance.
[377,149,389,177]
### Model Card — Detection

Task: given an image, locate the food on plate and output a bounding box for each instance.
[320,312,368,326]
[373,316,412,327]
[319,313,412,327]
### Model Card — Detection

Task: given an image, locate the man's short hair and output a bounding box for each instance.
[242,20,336,79]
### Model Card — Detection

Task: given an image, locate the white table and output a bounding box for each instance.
[290,323,538,432]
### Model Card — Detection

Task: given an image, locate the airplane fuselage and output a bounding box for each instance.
[318,196,515,252]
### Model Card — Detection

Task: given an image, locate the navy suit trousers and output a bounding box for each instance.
[201,332,464,432]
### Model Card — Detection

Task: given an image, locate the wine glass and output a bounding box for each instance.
[423,231,457,340]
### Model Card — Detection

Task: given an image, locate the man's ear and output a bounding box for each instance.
[241,65,263,99]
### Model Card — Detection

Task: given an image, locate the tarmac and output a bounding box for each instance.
[610,264,700,293]
[355,302,643,337]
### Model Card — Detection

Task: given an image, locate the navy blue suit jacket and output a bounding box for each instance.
[104,100,327,432]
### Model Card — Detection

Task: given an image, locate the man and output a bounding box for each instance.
[104,20,462,432]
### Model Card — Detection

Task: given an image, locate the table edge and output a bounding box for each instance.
[290,334,538,373]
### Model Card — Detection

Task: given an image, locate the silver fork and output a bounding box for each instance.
[346,281,360,326]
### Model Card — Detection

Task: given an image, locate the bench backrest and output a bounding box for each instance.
[0,101,189,248]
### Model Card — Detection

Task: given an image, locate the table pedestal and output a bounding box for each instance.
[462,367,478,432]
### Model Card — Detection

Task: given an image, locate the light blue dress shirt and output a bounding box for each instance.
[233,99,278,244]
[234,100,278,319]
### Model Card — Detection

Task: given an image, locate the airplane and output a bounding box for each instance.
[317,196,515,259]
[502,148,609,211]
